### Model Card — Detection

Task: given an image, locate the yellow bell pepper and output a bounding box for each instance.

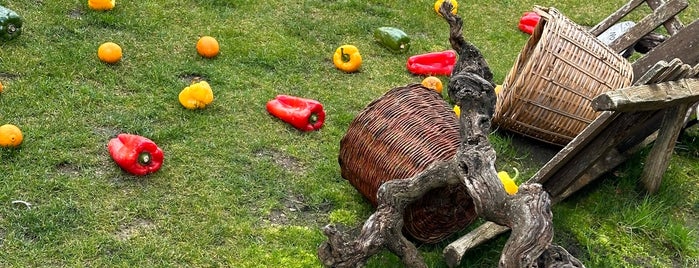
[434,0,458,15]
[498,168,519,195]
[495,84,502,95]
[179,81,214,109]
[333,45,362,73]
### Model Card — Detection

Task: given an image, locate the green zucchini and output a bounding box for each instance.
[0,5,22,41]
[373,27,410,53]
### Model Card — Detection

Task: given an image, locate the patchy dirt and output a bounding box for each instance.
[253,148,305,173]
[178,73,209,84]
[93,126,121,140]
[115,218,156,241]
[0,72,20,80]
[68,8,82,19]
[266,193,333,227]
[56,161,80,177]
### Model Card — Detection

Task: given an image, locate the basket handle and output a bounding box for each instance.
[533,6,554,21]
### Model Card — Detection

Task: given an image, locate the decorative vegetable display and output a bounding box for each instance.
[518,11,541,35]
[453,105,460,117]
[98,42,122,64]
[266,95,325,131]
[0,81,4,93]
[0,124,23,148]
[433,0,458,15]
[333,45,362,73]
[421,76,443,94]
[498,168,520,195]
[0,5,23,41]
[373,27,410,53]
[196,36,219,58]
[88,0,115,11]
[178,80,214,109]
[406,50,456,76]
[108,133,164,176]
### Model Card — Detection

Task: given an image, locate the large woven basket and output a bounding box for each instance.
[339,84,477,244]
[493,7,634,146]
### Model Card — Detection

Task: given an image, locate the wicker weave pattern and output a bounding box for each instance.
[339,84,477,244]
[493,7,634,146]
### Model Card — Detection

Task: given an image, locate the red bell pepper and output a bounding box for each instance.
[266,95,325,131]
[406,50,457,76]
[518,11,541,35]
[108,134,164,176]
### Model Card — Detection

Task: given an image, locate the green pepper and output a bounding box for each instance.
[373,27,410,53]
[0,5,22,41]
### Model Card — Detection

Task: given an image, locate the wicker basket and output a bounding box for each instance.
[339,84,477,244]
[493,7,634,146]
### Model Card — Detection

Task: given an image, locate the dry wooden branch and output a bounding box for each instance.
[318,2,584,267]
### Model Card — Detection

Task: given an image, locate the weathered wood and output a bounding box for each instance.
[443,222,510,267]
[654,58,685,82]
[529,112,616,185]
[646,0,685,35]
[543,111,657,198]
[689,63,699,78]
[632,19,699,79]
[607,0,688,53]
[555,134,655,202]
[589,0,646,36]
[635,60,670,85]
[318,161,459,268]
[641,102,690,193]
[592,78,699,112]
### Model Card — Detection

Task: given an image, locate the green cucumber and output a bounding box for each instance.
[373,27,410,53]
[0,5,22,41]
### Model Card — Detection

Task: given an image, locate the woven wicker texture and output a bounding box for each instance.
[493,7,634,146]
[339,84,477,244]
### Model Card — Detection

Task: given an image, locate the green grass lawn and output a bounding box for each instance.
[1,0,698,267]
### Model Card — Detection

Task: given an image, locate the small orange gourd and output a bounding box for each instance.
[196,36,220,58]
[0,124,23,148]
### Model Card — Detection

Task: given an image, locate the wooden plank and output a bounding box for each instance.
[641,103,691,193]
[543,111,657,197]
[590,0,646,36]
[555,147,627,202]
[443,222,510,267]
[528,112,616,185]
[633,19,699,79]
[653,58,684,82]
[689,63,699,78]
[635,60,670,85]
[646,0,685,35]
[666,64,692,81]
[608,0,689,53]
[555,132,657,202]
[592,78,699,112]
